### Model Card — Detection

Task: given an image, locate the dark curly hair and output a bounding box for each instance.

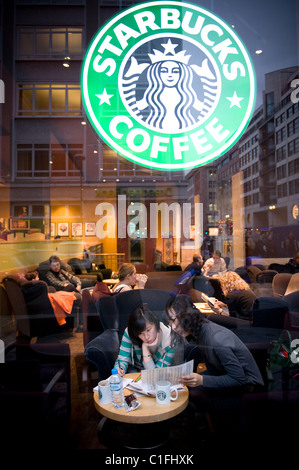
[164,294,207,342]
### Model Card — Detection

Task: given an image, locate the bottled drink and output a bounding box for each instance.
[110,368,124,408]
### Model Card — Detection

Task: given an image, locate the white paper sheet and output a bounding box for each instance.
[140,360,194,394]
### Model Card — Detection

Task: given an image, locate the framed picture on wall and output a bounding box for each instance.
[57,222,69,237]
[85,222,96,236]
[50,223,55,237]
[72,222,83,237]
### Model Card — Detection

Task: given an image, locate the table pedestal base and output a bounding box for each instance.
[97,417,169,450]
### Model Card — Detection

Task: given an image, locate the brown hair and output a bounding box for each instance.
[218,271,250,296]
[117,263,136,281]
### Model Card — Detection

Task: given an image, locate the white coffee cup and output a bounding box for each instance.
[156,380,178,405]
[98,379,111,405]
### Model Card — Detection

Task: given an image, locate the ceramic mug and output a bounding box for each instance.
[156,380,178,405]
[98,379,111,405]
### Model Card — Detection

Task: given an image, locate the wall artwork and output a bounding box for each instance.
[85,222,96,236]
[57,222,69,237]
[72,222,83,237]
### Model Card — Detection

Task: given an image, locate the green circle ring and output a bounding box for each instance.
[81,1,256,170]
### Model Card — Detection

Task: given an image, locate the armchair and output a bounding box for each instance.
[0,342,71,449]
[3,275,75,341]
[84,289,202,381]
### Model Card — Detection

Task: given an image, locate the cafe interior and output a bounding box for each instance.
[0,0,299,460]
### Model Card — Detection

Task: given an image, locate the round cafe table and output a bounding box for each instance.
[93,372,189,449]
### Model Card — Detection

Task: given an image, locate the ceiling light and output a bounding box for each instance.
[63,56,71,67]
[255,49,263,55]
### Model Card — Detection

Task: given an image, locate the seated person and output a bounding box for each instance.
[183,254,203,275]
[209,271,256,321]
[112,263,147,293]
[285,251,299,273]
[114,304,178,375]
[45,255,82,292]
[202,250,227,277]
[44,255,83,330]
[25,269,81,328]
[164,295,264,436]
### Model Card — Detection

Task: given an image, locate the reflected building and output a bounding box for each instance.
[0,0,191,272]
[209,67,299,264]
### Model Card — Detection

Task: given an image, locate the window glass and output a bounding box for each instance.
[52,88,66,112]
[36,32,50,54]
[34,150,49,177]
[52,32,66,54]
[19,32,34,55]
[68,31,82,54]
[35,88,49,112]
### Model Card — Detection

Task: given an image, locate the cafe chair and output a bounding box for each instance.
[193,275,215,297]
[252,296,289,329]
[255,269,278,284]
[246,265,262,283]
[272,272,293,297]
[3,275,75,342]
[284,272,299,295]
[68,257,112,280]
[234,266,250,283]
[82,288,104,347]
[0,342,71,449]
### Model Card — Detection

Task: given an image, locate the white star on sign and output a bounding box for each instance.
[226,91,243,108]
[162,39,178,55]
[96,89,113,106]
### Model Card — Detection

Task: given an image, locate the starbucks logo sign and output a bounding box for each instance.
[81,1,256,170]
[157,390,167,401]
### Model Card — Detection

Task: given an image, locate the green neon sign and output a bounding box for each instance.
[81,1,256,170]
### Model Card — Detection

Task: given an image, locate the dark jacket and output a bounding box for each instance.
[224,289,257,321]
[197,321,264,389]
[45,268,81,291]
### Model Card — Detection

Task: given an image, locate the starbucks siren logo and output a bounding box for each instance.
[81,1,256,170]
[157,390,167,401]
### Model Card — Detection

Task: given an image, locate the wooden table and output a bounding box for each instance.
[194,302,214,315]
[102,278,118,285]
[93,372,189,448]
[94,373,189,424]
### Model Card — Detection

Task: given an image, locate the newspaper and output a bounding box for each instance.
[140,360,194,394]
